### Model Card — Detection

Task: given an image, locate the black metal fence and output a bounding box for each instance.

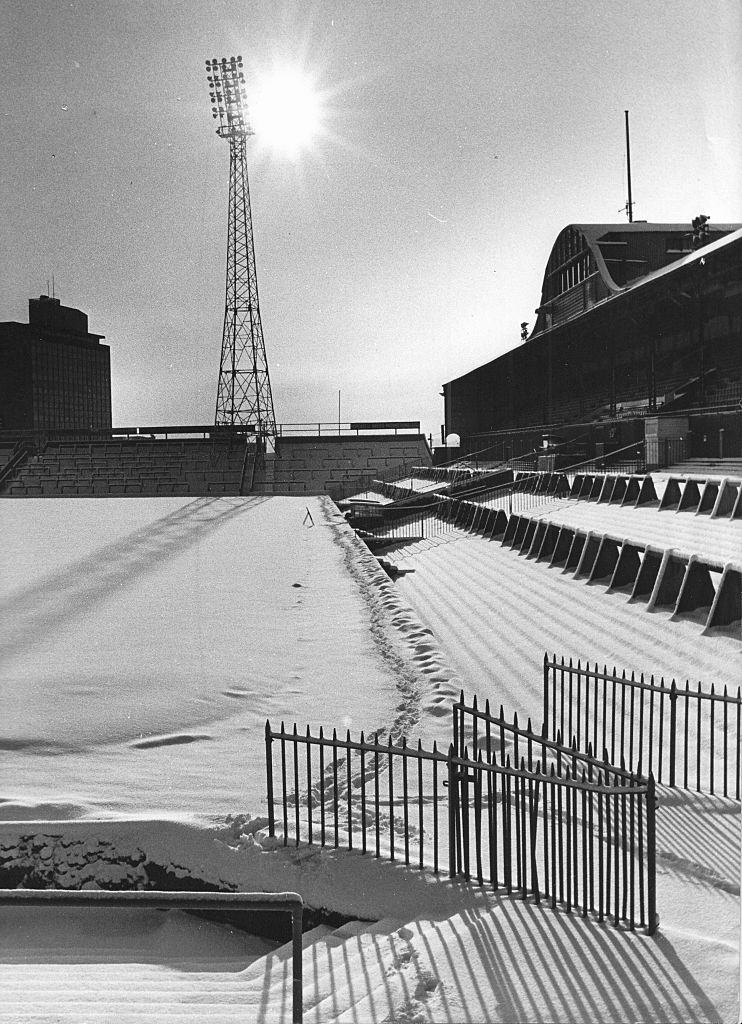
[265,722,449,873]
[265,702,658,933]
[351,495,511,547]
[351,474,572,547]
[543,655,742,798]
[458,471,571,515]
[451,696,656,932]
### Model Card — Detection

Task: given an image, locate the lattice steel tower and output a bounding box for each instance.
[206,56,276,435]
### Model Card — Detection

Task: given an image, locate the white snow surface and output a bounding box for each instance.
[1,496,412,818]
[1,494,740,1022]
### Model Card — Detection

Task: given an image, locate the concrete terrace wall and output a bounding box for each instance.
[264,434,433,497]
[0,434,433,497]
[0,439,247,498]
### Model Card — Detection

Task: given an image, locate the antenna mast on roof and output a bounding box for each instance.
[623,110,634,223]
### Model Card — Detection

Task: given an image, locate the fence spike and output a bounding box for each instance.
[333,727,337,741]
[500,704,505,720]
[485,698,491,716]
[402,736,407,749]
[527,716,533,734]
[433,740,438,753]
[473,694,478,711]
[293,723,298,736]
[347,728,352,745]
[460,688,465,704]
[281,720,285,732]
[306,724,311,738]
[360,730,365,744]
[513,711,519,730]
[265,719,271,737]
[319,725,324,740]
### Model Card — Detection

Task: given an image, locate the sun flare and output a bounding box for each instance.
[250,66,323,159]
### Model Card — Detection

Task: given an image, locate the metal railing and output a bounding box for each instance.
[450,696,656,933]
[266,693,658,933]
[543,655,742,798]
[455,471,571,515]
[276,421,421,437]
[266,722,449,874]
[0,439,35,490]
[0,888,305,1023]
[0,421,422,444]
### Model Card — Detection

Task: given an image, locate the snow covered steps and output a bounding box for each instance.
[0,911,410,1024]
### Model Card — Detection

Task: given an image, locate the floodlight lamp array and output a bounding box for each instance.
[205,55,252,137]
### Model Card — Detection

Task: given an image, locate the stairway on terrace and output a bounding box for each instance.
[0,439,250,498]
[0,910,432,1023]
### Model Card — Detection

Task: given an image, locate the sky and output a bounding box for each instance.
[1,0,740,442]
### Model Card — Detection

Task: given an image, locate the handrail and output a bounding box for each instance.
[0,439,34,490]
[0,422,425,444]
[0,888,304,1023]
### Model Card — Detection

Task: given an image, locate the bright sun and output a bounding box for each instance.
[250,67,322,159]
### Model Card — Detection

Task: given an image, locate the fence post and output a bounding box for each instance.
[543,653,549,735]
[646,774,658,935]
[447,746,457,879]
[668,681,677,787]
[292,904,303,1024]
[265,720,275,836]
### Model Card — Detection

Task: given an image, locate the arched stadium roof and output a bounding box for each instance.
[531,222,742,338]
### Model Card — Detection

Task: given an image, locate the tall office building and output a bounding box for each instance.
[0,295,111,431]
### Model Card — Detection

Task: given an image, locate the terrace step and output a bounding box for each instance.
[0,921,417,1022]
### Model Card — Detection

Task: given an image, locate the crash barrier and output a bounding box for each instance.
[569,472,742,520]
[500,514,741,636]
[543,654,742,800]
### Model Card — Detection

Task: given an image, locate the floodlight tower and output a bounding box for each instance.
[206,55,276,437]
